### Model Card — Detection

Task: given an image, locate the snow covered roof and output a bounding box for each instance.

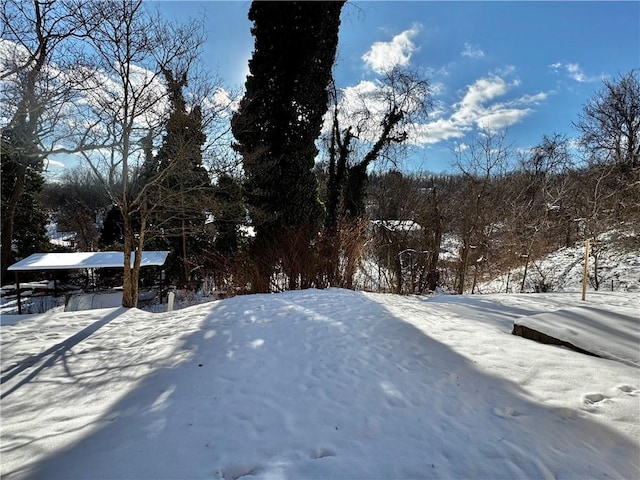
[7,251,169,271]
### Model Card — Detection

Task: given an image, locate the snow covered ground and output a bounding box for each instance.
[1,288,638,479]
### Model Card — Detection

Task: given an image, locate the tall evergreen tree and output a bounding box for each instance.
[1,118,49,283]
[147,69,211,288]
[212,173,245,255]
[231,0,345,290]
[100,205,126,249]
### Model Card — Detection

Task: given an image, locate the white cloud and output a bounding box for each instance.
[495,65,516,76]
[362,24,421,74]
[410,73,549,145]
[565,63,589,82]
[0,39,27,76]
[476,108,532,130]
[323,76,435,148]
[453,142,469,153]
[411,118,467,145]
[344,80,379,98]
[44,158,65,169]
[451,75,515,125]
[328,66,548,149]
[461,75,510,103]
[208,87,237,112]
[461,42,485,59]
[342,80,385,115]
[549,62,598,83]
[514,91,551,105]
[323,80,398,142]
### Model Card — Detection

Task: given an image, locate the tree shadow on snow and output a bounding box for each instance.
[1,308,127,400]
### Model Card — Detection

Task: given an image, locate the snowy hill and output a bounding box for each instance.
[479,240,640,294]
[1,288,638,479]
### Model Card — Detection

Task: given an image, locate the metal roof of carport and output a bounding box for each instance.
[8,251,169,271]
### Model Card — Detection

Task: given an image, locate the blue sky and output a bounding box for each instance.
[144,2,640,172]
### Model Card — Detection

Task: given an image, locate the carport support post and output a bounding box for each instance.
[581,239,590,301]
[15,271,22,315]
[159,268,165,304]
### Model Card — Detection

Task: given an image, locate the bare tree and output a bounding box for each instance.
[319,68,431,288]
[575,70,640,172]
[452,127,513,294]
[324,67,432,225]
[364,171,443,294]
[507,134,574,291]
[76,0,205,307]
[0,0,95,281]
[572,71,640,256]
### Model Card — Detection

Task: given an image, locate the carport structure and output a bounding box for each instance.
[7,251,169,314]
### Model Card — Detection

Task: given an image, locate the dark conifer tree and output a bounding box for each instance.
[231,0,345,290]
[149,69,211,288]
[100,205,125,248]
[10,155,49,257]
[1,120,49,283]
[212,174,245,255]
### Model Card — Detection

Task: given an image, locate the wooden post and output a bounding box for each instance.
[581,239,590,301]
[167,291,175,312]
[159,269,165,304]
[15,271,22,315]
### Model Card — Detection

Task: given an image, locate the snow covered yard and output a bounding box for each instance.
[1,289,638,479]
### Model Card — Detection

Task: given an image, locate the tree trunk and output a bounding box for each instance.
[122,211,136,308]
[426,193,443,291]
[131,245,141,305]
[471,263,479,294]
[457,238,471,294]
[394,252,403,294]
[326,126,352,229]
[182,217,189,287]
[520,254,531,293]
[592,251,600,291]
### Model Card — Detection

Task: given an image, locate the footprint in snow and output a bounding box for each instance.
[582,393,608,405]
[217,464,261,480]
[616,384,639,395]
